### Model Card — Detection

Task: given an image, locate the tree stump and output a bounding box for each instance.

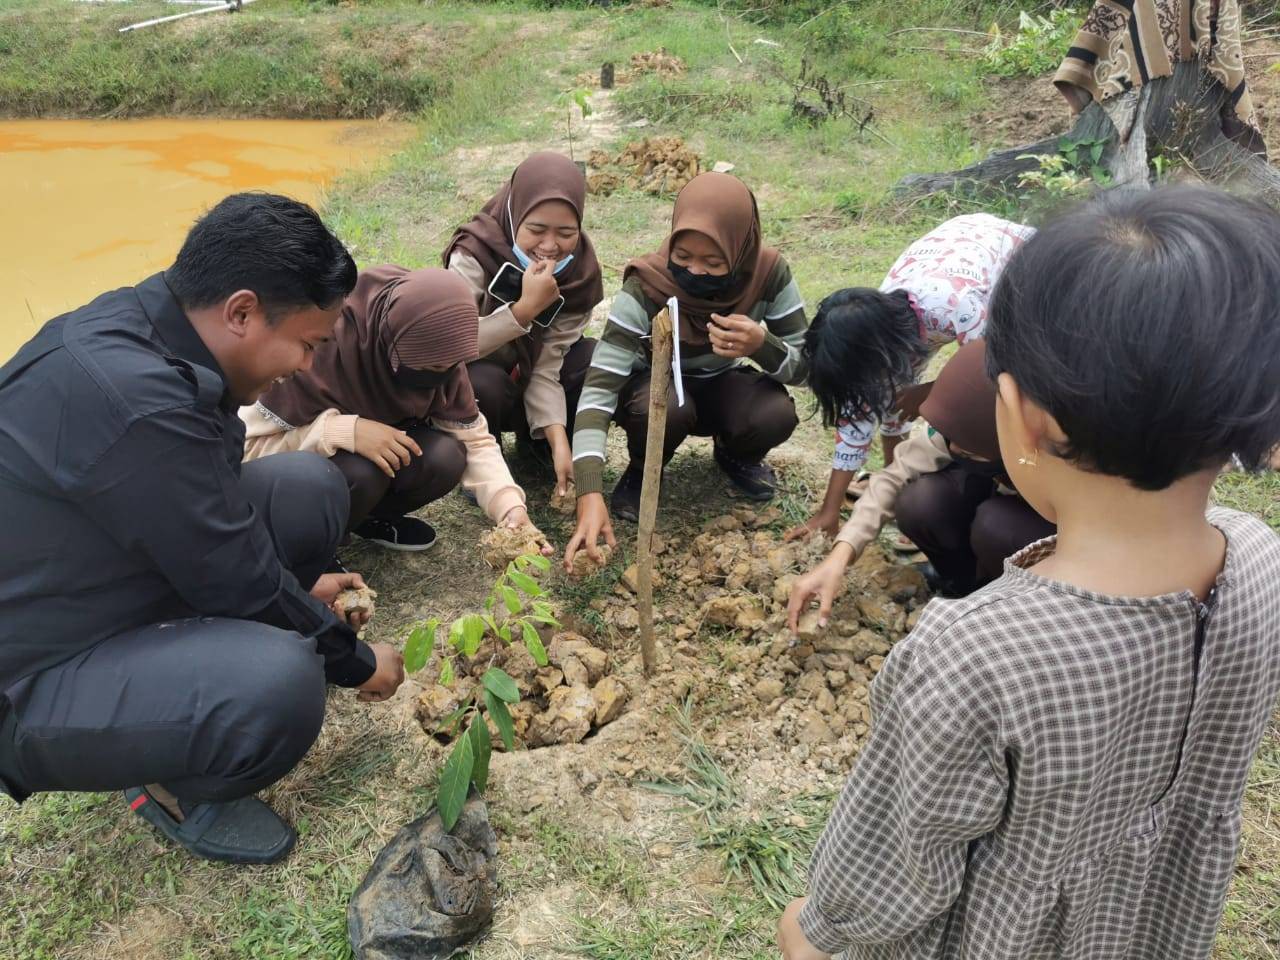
[895,63,1280,203]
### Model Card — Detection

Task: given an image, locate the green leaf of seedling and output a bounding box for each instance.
[462,614,486,657]
[403,621,436,674]
[437,732,475,831]
[485,690,516,751]
[501,585,522,615]
[484,593,495,614]
[513,555,530,572]
[440,657,455,686]
[498,622,512,643]
[448,617,465,652]
[524,553,551,572]
[509,570,543,597]
[469,715,492,794]
[521,620,549,666]
[437,704,468,738]
[482,666,520,703]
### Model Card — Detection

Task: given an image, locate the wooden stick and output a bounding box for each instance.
[636,307,673,678]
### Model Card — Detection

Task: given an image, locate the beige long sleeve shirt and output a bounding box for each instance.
[446,250,594,439]
[835,429,954,556]
[239,403,525,523]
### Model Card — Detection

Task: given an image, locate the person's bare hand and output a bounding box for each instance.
[545,425,575,498]
[513,258,561,324]
[564,492,616,572]
[784,510,841,543]
[776,899,832,960]
[353,419,421,478]
[356,642,405,702]
[501,505,555,556]
[786,544,854,634]
[708,312,766,358]
[311,571,373,629]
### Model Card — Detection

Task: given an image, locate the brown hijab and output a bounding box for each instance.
[918,340,1002,463]
[625,172,781,345]
[258,265,480,429]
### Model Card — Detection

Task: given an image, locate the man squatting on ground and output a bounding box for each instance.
[0,194,407,864]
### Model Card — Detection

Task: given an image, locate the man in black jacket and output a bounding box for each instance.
[0,193,405,864]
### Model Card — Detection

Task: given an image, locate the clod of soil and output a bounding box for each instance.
[335,586,377,618]
[348,795,498,960]
[478,526,549,569]
[568,542,612,577]
[415,632,628,749]
[587,136,702,196]
[549,480,577,516]
[574,46,685,89]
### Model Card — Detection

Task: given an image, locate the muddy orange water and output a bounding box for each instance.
[0,119,413,361]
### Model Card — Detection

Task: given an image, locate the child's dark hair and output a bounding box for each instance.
[167,192,357,318]
[986,185,1280,491]
[803,287,929,427]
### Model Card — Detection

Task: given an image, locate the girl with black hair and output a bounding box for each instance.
[778,185,1280,960]
[788,214,1034,543]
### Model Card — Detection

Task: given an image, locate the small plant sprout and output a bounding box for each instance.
[555,86,594,161]
[402,553,560,830]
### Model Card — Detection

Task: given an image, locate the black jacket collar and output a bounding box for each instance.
[138,272,234,411]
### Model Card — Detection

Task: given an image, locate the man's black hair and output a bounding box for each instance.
[803,287,930,427]
[986,185,1280,491]
[166,192,357,317]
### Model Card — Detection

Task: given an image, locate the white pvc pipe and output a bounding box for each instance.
[119,0,255,34]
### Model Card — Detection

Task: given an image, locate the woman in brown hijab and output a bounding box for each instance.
[786,341,1054,627]
[240,266,551,554]
[565,172,809,570]
[444,151,605,503]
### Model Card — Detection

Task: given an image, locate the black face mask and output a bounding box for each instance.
[667,259,736,299]
[395,363,458,390]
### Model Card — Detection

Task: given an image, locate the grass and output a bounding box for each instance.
[1,1,1278,958]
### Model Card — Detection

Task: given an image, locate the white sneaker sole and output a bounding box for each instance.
[356,533,438,553]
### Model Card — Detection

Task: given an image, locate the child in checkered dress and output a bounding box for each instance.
[778,186,1280,960]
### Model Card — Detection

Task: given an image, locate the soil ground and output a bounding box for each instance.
[0,3,1277,959]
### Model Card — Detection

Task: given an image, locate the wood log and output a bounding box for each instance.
[895,63,1280,204]
[635,307,673,678]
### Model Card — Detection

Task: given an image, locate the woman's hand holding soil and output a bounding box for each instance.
[786,542,855,634]
[354,418,422,477]
[500,505,555,556]
[564,491,617,573]
[511,258,560,327]
[708,312,765,358]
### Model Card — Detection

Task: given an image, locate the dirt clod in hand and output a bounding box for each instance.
[549,481,577,516]
[568,543,612,577]
[336,586,377,618]
[479,526,547,570]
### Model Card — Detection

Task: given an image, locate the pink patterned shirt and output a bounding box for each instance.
[832,214,1036,472]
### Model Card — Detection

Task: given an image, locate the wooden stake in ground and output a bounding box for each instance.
[636,307,673,677]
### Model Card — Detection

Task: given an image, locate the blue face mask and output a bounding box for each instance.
[513,242,575,275]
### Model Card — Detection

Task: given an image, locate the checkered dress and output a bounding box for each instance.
[800,508,1280,959]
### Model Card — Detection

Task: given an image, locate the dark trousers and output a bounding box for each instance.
[895,461,1055,594]
[615,366,798,469]
[468,336,596,441]
[0,453,347,804]
[332,426,466,531]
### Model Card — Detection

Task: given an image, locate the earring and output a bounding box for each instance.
[1017,450,1039,467]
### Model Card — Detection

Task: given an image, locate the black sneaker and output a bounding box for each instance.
[610,465,644,523]
[712,441,777,501]
[353,516,437,552]
[124,787,295,865]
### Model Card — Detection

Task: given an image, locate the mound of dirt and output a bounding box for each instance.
[575,47,686,89]
[415,632,628,749]
[587,136,702,196]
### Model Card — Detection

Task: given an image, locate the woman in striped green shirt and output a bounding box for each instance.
[564,172,808,570]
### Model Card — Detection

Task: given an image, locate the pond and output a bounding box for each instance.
[0,118,413,361]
